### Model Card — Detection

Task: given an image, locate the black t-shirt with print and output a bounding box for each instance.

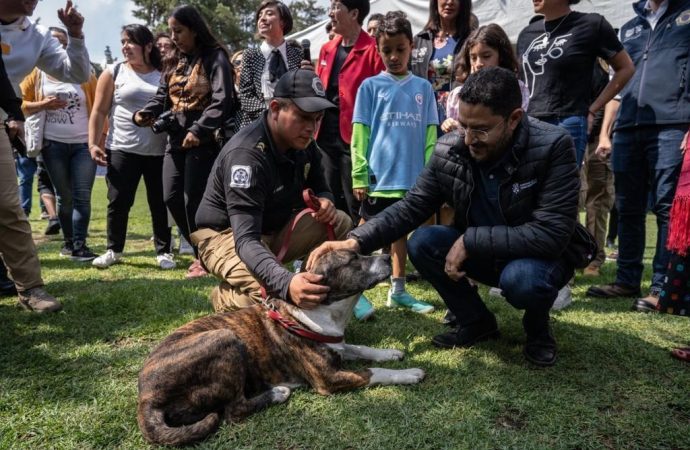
[517,11,623,118]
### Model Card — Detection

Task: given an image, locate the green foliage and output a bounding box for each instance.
[290,0,328,34]
[129,0,327,52]
[1,181,689,449]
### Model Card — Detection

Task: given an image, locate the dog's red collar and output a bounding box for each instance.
[266,309,343,343]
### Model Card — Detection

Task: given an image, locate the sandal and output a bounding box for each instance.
[670,347,690,363]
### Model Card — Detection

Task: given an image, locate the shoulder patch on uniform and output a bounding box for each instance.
[230,165,252,188]
[677,10,690,26]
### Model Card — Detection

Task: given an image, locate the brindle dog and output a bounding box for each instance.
[137,250,425,446]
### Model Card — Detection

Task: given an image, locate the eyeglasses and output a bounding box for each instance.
[329,2,346,12]
[457,119,506,143]
[232,59,242,67]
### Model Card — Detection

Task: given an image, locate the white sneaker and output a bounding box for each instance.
[92,249,122,268]
[488,287,504,297]
[551,285,572,311]
[157,253,176,270]
[178,236,194,255]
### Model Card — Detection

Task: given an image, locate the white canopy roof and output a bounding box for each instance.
[289,0,633,56]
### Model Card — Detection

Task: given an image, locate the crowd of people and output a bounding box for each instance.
[1,0,689,366]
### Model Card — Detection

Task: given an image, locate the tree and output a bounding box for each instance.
[130,0,327,51]
[289,0,327,34]
[130,0,261,51]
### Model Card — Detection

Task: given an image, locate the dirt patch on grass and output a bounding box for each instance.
[495,407,528,430]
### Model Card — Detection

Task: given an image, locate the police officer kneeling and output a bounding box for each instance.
[191,69,352,312]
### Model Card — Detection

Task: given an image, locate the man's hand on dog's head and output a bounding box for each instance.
[305,239,361,272]
[288,272,330,309]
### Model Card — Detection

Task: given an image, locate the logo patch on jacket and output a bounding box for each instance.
[230,165,252,188]
[677,10,690,26]
[623,25,643,42]
[512,179,537,195]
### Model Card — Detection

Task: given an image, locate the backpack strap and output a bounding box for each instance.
[112,62,123,82]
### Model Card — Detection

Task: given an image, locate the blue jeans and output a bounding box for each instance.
[15,154,37,216]
[408,226,573,326]
[41,140,96,244]
[542,115,587,167]
[611,125,686,291]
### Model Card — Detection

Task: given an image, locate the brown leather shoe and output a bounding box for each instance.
[586,283,641,298]
[18,287,62,313]
[582,264,600,277]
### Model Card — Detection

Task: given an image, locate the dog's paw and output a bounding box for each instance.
[399,368,425,384]
[380,349,404,361]
[271,386,291,403]
[368,368,426,386]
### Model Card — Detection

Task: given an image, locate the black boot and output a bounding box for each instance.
[522,309,557,366]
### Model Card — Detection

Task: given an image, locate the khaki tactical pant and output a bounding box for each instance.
[0,129,44,292]
[192,210,352,312]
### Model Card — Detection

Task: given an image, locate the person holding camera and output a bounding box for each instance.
[88,24,174,270]
[133,5,235,279]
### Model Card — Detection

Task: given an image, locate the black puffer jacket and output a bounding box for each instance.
[350,116,596,267]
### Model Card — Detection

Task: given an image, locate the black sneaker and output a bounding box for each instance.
[71,243,96,262]
[59,242,74,257]
[44,219,61,235]
[432,313,499,349]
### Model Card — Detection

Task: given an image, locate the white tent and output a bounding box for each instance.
[288,0,634,56]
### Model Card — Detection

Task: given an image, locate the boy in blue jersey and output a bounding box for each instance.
[351,11,439,317]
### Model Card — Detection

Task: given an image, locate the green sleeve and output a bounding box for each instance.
[351,122,371,189]
[425,125,437,164]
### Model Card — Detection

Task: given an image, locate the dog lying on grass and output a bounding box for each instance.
[137,250,425,446]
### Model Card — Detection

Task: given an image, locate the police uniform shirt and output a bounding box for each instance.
[195,110,333,299]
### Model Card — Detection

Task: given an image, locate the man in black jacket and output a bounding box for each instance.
[308,67,595,366]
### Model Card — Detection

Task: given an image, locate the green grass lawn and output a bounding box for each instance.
[1,178,689,449]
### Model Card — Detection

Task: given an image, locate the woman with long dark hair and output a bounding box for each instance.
[89,24,174,270]
[411,0,475,125]
[134,4,235,278]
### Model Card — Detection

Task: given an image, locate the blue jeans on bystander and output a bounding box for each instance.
[407,225,573,327]
[41,140,96,245]
[611,125,686,292]
[542,115,588,168]
[15,154,37,216]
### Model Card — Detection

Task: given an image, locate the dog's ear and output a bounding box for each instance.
[309,250,354,277]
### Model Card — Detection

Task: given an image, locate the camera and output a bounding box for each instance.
[151,110,179,134]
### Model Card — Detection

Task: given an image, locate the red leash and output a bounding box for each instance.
[274,189,336,263]
[261,189,340,343]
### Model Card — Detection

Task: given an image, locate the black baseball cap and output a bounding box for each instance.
[273,69,336,113]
